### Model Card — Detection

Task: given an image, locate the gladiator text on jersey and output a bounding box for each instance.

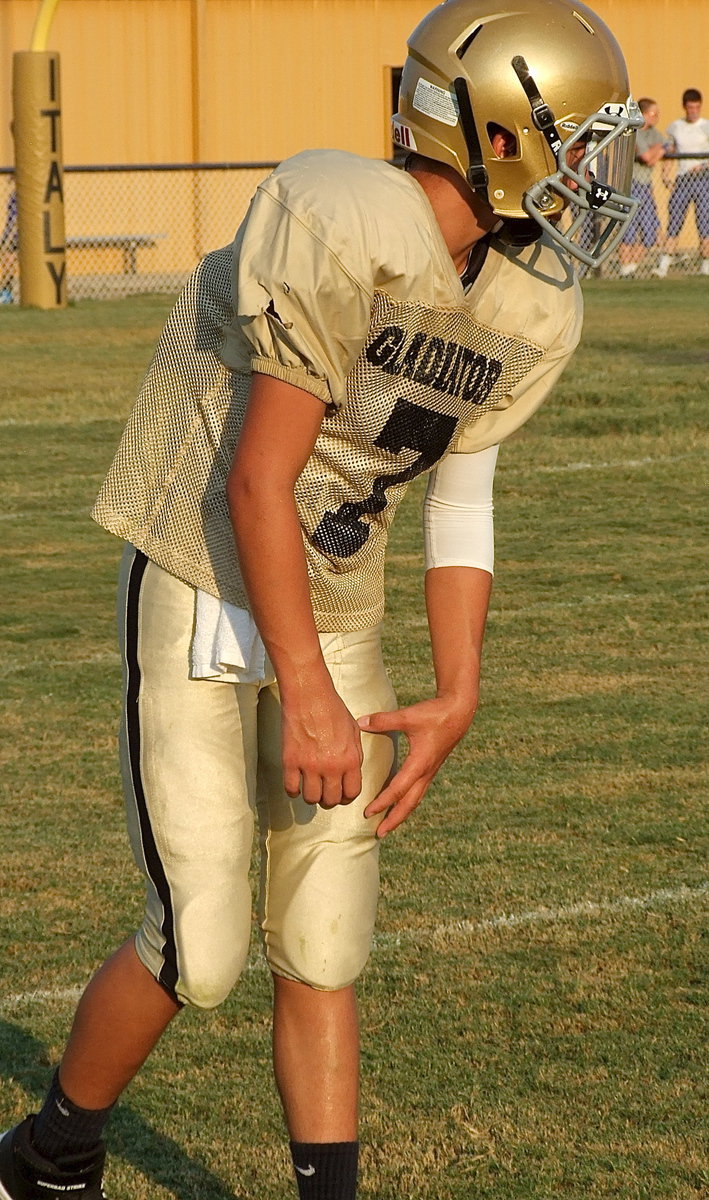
[366,325,503,406]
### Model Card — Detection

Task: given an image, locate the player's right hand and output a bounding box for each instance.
[280,683,364,808]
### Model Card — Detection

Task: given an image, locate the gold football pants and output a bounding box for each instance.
[117,546,397,1008]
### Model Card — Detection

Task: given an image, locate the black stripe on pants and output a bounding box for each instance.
[124,549,180,1000]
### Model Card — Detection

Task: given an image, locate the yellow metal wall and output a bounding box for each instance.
[1,1,195,164]
[1,1,433,166]
[588,0,706,128]
[3,0,704,169]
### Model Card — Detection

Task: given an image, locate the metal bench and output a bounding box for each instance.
[66,232,165,274]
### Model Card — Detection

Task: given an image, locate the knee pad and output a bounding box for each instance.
[173,956,246,1010]
[135,916,250,1010]
[261,828,381,991]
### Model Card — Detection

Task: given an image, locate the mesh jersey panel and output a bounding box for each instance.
[92,247,251,603]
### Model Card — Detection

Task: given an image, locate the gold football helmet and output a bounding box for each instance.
[393,0,642,266]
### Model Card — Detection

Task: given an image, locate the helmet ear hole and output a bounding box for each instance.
[487,123,518,159]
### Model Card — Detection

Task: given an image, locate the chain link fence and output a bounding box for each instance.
[1,156,707,305]
[0,162,276,305]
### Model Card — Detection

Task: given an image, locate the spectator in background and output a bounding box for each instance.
[654,88,709,277]
[618,98,665,277]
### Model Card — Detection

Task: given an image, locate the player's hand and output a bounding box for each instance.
[281,684,364,808]
[358,695,476,837]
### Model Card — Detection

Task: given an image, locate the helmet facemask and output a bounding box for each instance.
[517,81,643,266]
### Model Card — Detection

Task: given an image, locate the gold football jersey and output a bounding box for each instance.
[92,151,582,630]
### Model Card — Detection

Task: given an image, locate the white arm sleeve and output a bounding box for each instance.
[423,444,499,575]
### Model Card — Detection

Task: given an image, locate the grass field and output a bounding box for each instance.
[1,279,707,1200]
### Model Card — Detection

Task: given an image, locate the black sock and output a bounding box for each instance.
[31,1070,114,1163]
[290,1141,358,1200]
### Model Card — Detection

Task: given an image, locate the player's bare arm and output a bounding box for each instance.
[361,564,491,836]
[227,372,364,808]
[661,137,677,186]
[638,142,664,167]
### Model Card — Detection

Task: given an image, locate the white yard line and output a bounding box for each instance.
[0,986,85,1011]
[0,510,89,521]
[398,583,705,628]
[502,453,698,476]
[0,653,121,678]
[537,455,690,474]
[2,882,705,1012]
[0,418,118,428]
[374,882,708,948]
[0,453,703,525]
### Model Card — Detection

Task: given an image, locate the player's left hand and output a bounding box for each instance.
[358,695,475,837]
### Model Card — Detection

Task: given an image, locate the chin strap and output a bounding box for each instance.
[459,235,492,290]
[511,55,562,156]
[495,218,543,248]
[453,77,489,197]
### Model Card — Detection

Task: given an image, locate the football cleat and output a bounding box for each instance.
[0,1118,106,1200]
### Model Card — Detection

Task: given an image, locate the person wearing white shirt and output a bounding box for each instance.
[654,88,709,276]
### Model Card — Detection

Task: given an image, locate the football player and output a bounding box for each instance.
[0,2,640,1198]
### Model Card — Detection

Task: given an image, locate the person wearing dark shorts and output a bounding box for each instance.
[618,98,665,276]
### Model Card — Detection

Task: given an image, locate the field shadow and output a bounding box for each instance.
[0,1019,241,1200]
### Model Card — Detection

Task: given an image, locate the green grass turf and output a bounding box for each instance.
[0,279,707,1199]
